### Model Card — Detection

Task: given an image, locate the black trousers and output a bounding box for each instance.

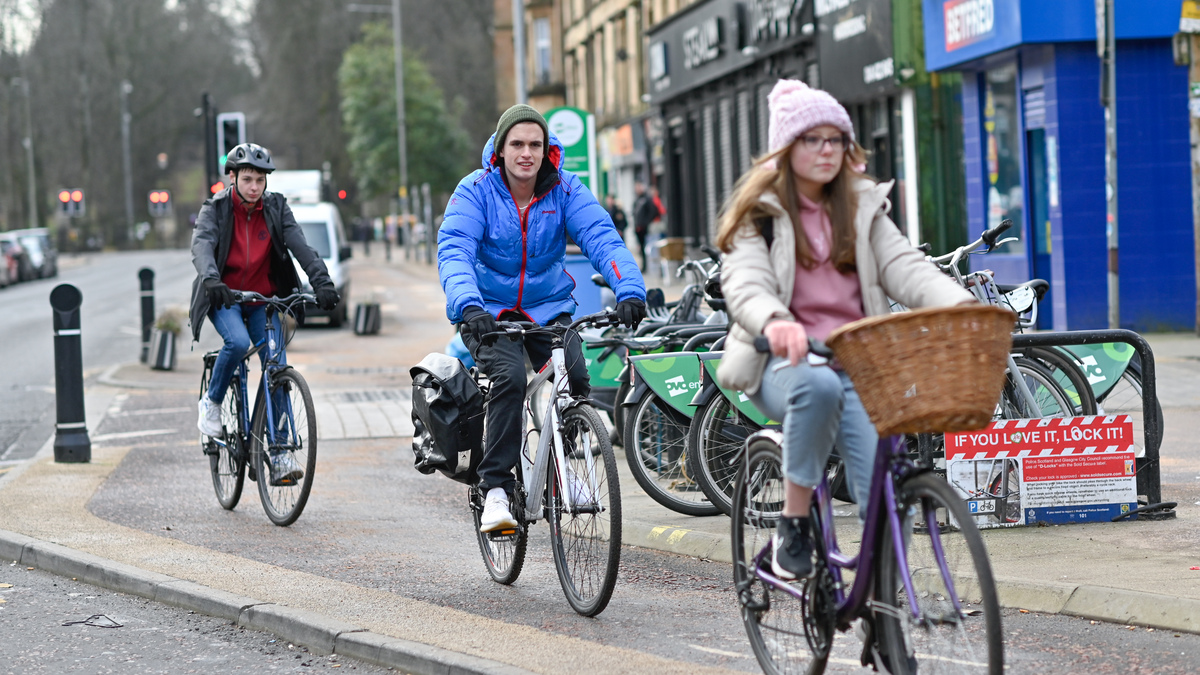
[460,313,591,492]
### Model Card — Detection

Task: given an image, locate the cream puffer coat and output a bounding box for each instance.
[716,179,975,395]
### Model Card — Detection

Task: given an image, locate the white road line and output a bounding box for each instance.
[91,429,179,442]
[688,645,747,659]
[107,407,193,417]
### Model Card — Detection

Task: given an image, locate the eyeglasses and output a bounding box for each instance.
[799,134,848,152]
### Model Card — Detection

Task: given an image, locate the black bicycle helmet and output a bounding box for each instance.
[225,142,276,174]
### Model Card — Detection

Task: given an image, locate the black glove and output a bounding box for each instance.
[615,298,647,329]
[460,305,498,341]
[315,284,340,311]
[203,278,236,309]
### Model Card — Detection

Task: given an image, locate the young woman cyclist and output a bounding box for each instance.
[714,80,975,580]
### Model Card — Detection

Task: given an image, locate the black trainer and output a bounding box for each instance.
[771,516,813,580]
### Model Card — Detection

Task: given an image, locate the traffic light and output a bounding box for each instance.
[148,190,172,218]
[215,112,246,174]
[58,189,85,218]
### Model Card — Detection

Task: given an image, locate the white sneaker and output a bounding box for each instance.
[479,487,517,533]
[197,396,223,437]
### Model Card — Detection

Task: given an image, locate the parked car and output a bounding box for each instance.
[12,228,57,278]
[0,240,12,287]
[290,202,352,327]
[0,234,34,282]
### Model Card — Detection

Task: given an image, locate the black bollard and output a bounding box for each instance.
[50,284,90,463]
[138,268,155,363]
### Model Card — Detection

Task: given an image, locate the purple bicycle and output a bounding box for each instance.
[732,339,1003,675]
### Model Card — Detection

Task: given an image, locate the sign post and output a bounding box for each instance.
[546,107,598,195]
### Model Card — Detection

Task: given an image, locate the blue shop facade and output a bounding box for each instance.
[923,0,1192,330]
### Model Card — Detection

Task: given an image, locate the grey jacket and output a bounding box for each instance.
[189,187,332,341]
[716,179,974,395]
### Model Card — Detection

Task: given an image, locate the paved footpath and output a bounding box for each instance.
[3,251,1200,673]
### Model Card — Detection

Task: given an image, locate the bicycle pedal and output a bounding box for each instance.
[487,529,518,541]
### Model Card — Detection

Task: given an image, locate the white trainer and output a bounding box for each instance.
[197,396,223,437]
[479,487,518,533]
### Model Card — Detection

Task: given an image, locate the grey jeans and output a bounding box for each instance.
[748,356,878,514]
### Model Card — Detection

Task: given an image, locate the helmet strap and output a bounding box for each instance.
[230,169,266,205]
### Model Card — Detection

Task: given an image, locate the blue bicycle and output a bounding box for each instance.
[199,291,318,526]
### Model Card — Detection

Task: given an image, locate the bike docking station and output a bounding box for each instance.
[944,329,1174,529]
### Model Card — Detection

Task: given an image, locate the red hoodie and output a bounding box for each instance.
[221,190,274,297]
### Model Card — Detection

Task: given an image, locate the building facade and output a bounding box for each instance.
[923,0,1192,331]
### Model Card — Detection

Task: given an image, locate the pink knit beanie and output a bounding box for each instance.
[767,79,855,154]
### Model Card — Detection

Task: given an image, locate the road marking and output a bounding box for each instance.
[689,645,747,658]
[666,529,690,545]
[107,407,192,417]
[91,429,178,442]
[649,525,669,540]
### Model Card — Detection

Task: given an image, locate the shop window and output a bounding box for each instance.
[718,96,735,206]
[983,64,1024,255]
[534,18,552,86]
[702,104,718,242]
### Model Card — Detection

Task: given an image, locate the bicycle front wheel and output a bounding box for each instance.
[252,368,318,526]
[548,404,621,617]
[874,472,1003,675]
[998,357,1073,420]
[624,393,720,516]
[208,373,246,510]
[688,393,758,516]
[731,438,825,675]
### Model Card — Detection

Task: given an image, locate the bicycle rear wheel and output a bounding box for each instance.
[688,393,758,516]
[548,404,621,617]
[624,393,720,516]
[998,357,1073,419]
[201,357,245,510]
[252,368,318,526]
[731,438,825,675]
[874,472,1003,675]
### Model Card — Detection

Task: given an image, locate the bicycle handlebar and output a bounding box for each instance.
[752,334,834,359]
[478,310,621,345]
[231,290,317,309]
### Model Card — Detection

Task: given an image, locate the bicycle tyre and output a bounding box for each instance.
[731,437,826,675]
[206,370,246,511]
[472,483,529,585]
[252,368,318,526]
[1022,347,1097,416]
[548,404,621,617]
[1095,357,1164,455]
[998,357,1074,420]
[611,376,631,447]
[874,472,1003,675]
[687,393,758,516]
[624,393,720,516]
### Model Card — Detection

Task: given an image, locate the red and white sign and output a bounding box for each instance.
[945,416,1138,529]
[944,0,995,52]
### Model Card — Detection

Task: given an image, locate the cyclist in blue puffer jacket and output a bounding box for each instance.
[439,104,647,533]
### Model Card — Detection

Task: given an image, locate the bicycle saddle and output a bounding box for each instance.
[995,278,1049,302]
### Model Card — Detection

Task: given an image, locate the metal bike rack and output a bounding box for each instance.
[1010,329,1174,519]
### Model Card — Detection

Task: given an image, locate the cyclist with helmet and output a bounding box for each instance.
[190,142,340,486]
[439,104,647,533]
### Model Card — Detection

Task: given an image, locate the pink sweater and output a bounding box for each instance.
[789,193,864,341]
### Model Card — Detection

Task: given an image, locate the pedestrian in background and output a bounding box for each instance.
[632,182,663,270]
[605,194,629,239]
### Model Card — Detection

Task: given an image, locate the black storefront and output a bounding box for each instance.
[646,0,816,246]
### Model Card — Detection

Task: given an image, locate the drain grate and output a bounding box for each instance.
[325,366,410,375]
[337,390,411,403]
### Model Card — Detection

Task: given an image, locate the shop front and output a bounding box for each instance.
[923,0,1191,330]
[646,0,816,246]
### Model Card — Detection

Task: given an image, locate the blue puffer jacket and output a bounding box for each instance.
[438,131,645,325]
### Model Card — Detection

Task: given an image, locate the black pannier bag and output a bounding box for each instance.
[410,352,484,484]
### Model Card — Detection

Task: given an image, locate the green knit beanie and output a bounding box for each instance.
[495,104,549,149]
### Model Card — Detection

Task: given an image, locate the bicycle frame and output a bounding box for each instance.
[521,333,603,520]
[745,431,962,626]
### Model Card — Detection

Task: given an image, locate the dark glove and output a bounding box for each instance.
[314,284,340,311]
[460,305,497,340]
[203,278,236,309]
[615,298,647,329]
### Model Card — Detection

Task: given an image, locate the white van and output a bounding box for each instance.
[291,201,352,327]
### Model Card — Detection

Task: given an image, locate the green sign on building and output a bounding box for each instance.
[546,106,597,195]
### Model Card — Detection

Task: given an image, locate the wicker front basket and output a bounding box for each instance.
[826,305,1015,436]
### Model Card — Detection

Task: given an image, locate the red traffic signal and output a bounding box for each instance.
[58,190,71,203]
[210,181,224,194]
[58,188,85,217]
[148,190,172,217]
[338,189,347,200]
[71,190,83,202]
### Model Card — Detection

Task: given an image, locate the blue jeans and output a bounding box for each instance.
[748,356,877,516]
[206,304,285,404]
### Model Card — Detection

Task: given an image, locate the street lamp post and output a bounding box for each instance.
[512,0,527,105]
[120,80,135,244]
[12,77,38,230]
